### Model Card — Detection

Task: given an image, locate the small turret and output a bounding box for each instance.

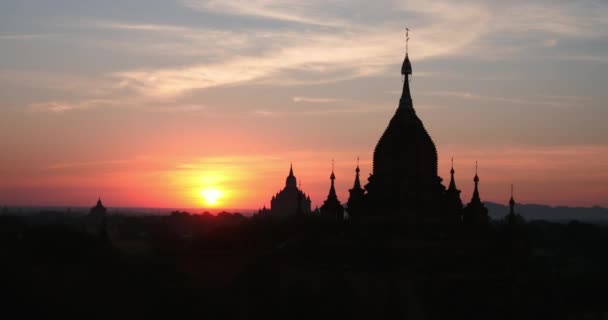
[445,157,464,220]
[321,159,344,221]
[463,162,489,226]
[505,184,525,226]
[347,157,366,218]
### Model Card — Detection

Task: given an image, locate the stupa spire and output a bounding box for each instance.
[399,28,413,109]
[353,157,361,189]
[448,157,457,190]
[509,184,515,216]
[321,159,344,220]
[285,163,297,188]
[471,161,481,204]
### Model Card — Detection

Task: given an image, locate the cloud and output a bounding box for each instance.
[181,0,350,27]
[108,12,488,98]
[0,34,55,40]
[543,39,558,47]
[26,100,119,113]
[292,96,345,104]
[421,91,586,108]
[8,0,607,113]
[26,97,207,114]
[77,1,607,100]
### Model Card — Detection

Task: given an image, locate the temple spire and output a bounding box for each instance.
[471,161,481,204]
[399,28,413,109]
[285,163,297,188]
[463,161,489,225]
[353,157,361,189]
[448,157,457,190]
[321,159,344,220]
[509,184,515,216]
[328,159,337,198]
[445,156,464,220]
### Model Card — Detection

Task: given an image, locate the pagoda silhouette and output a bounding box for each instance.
[261,30,490,228]
[265,164,312,217]
[346,30,486,227]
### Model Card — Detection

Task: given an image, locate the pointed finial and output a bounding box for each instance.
[332,158,335,173]
[509,184,516,212]
[450,156,455,174]
[474,161,479,183]
[405,27,410,56]
[356,156,360,173]
[330,158,336,180]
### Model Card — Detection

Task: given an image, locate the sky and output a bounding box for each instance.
[1,0,607,210]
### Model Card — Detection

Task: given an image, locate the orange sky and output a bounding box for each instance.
[1,142,607,210]
[1,1,607,210]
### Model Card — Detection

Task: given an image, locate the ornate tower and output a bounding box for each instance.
[347,157,365,219]
[463,162,489,225]
[365,29,444,217]
[321,160,344,221]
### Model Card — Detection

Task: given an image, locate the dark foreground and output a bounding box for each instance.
[1,211,607,319]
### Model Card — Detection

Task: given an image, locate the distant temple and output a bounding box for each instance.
[88,198,108,239]
[267,164,312,218]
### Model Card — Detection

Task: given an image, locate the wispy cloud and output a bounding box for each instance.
[181,0,350,27]
[0,34,56,40]
[26,99,121,113]
[292,96,345,104]
[421,91,587,108]
[6,0,608,113]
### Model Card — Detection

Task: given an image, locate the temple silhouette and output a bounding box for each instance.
[263,164,312,217]
[260,31,491,229]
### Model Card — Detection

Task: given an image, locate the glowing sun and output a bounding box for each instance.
[200,188,223,207]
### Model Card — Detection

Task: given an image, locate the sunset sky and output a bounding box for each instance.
[1,0,607,210]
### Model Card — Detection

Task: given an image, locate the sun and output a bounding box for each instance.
[200,188,223,207]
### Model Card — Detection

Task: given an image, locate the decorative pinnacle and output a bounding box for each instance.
[405,27,410,56]
[509,184,516,214]
[356,156,360,173]
[450,156,455,174]
[474,161,479,182]
[330,158,336,180]
[510,184,515,204]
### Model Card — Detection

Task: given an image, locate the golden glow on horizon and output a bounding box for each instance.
[200,188,223,207]
[171,166,242,209]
